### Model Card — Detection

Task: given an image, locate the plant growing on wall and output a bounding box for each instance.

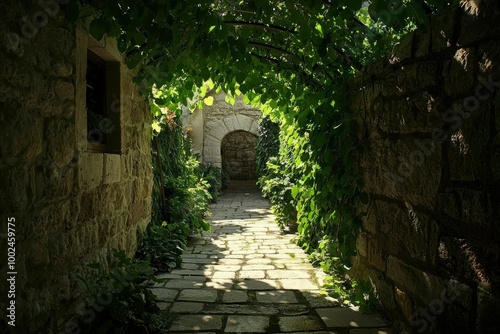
[137,111,216,272]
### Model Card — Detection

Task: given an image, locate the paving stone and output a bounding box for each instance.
[241,265,276,270]
[316,307,388,328]
[211,266,241,273]
[169,315,223,331]
[181,263,200,270]
[279,279,319,290]
[279,315,324,331]
[178,289,218,302]
[165,279,205,289]
[246,253,265,259]
[206,279,234,289]
[170,269,213,276]
[236,279,279,290]
[183,275,207,281]
[256,290,299,303]
[206,303,281,315]
[213,271,237,279]
[268,270,311,279]
[156,273,182,279]
[303,292,339,308]
[246,258,273,264]
[149,288,178,302]
[225,315,269,333]
[170,302,204,313]
[156,302,170,310]
[279,304,310,316]
[239,270,266,279]
[218,259,244,265]
[183,258,218,264]
[223,290,249,303]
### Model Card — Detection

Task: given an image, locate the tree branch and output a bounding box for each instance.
[224,20,296,34]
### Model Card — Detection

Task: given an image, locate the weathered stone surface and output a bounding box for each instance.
[178,289,218,302]
[222,290,248,303]
[170,302,204,313]
[150,288,179,302]
[225,315,269,333]
[207,304,279,315]
[165,279,205,289]
[169,315,223,331]
[280,279,318,290]
[443,48,476,96]
[431,6,459,52]
[316,307,387,328]
[476,290,500,334]
[236,279,279,290]
[256,290,299,304]
[279,315,323,332]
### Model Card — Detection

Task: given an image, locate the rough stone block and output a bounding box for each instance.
[316,307,387,328]
[431,6,459,52]
[359,137,442,207]
[169,314,222,331]
[458,2,500,46]
[255,290,298,304]
[279,315,323,331]
[386,256,444,304]
[222,290,248,303]
[225,315,268,333]
[279,279,318,290]
[178,289,218,302]
[443,48,476,96]
[149,288,178,302]
[476,290,500,334]
[103,153,121,184]
[77,152,103,191]
[390,33,413,63]
[45,118,75,166]
[413,29,430,58]
[437,189,492,226]
[169,302,204,313]
[446,99,491,181]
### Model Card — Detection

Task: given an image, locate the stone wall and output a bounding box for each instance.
[221,130,258,180]
[0,2,152,332]
[351,2,500,333]
[187,92,261,172]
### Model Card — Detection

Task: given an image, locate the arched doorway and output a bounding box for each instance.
[221,131,258,180]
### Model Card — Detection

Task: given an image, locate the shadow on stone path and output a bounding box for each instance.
[151,181,391,333]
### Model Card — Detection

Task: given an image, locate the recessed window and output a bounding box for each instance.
[85,48,121,153]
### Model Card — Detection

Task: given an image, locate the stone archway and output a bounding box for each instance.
[202,114,259,168]
[221,131,258,180]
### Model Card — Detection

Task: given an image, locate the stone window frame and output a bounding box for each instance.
[75,28,122,155]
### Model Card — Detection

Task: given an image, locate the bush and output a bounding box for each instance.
[77,250,173,334]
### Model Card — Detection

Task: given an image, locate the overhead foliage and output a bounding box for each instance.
[67,0,459,304]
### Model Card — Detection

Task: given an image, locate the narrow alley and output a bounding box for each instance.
[150,181,389,333]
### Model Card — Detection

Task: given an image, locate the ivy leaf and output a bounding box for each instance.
[203,96,214,106]
[89,18,108,41]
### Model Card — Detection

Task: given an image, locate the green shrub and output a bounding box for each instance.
[77,250,173,334]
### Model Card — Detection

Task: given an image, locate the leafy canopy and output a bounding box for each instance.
[69,0,456,117]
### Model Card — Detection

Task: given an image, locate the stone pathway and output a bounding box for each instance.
[151,181,390,333]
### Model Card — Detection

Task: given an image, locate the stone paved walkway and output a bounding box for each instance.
[151,181,390,333]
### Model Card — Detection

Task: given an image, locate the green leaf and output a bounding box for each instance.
[89,18,108,41]
[204,96,214,106]
[291,185,299,199]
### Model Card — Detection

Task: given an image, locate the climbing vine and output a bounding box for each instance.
[66,0,459,304]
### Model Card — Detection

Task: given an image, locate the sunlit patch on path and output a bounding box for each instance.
[151,181,390,333]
